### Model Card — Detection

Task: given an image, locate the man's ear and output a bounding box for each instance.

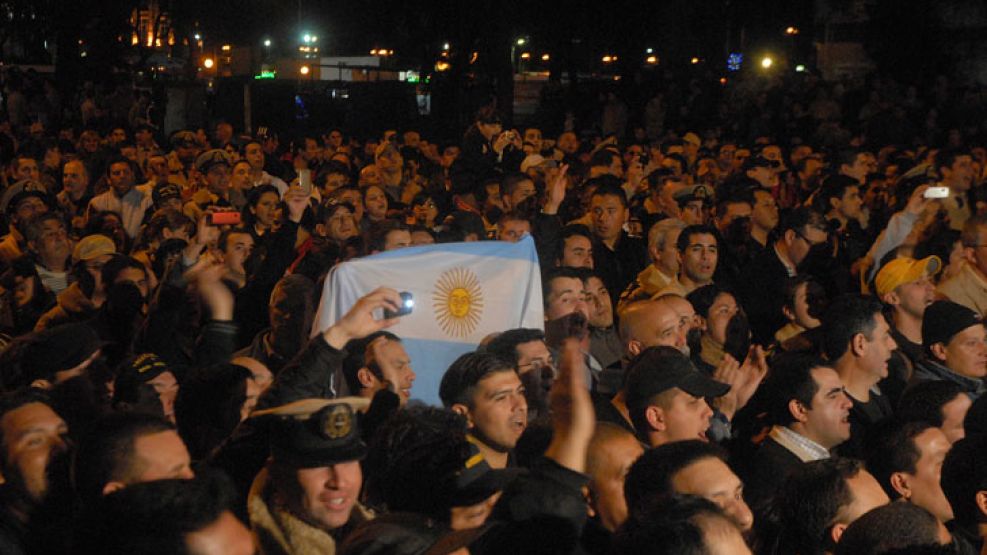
[889,472,911,500]
[781,304,796,322]
[627,340,642,358]
[788,399,809,424]
[102,481,126,496]
[929,342,948,363]
[645,405,666,432]
[850,332,867,358]
[783,229,797,247]
[451,404,473,427]
[831,522,848,545]
[695,315,708,332]
[356,367,378,389]
[880,291,899,307]
[829,197,841,212]
[315,223,328,237]
[975,490,987,517]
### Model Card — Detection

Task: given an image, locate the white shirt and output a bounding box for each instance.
[88,187,154,239]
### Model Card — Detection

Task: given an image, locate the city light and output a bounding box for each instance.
[203,57,215,69]
[691,57,700,64]
[646,55,658,65]
[520,52,531,60]
[646,47,654,54]
[221,44,231,51]
[720,77,728,85]
[194,33,201,41]
[516,38,526,46]
[303,34,311,43]
[370,49,378,55]
[443,42,450,51]
[795,64,806,72]
[299,65,310,75]
[263,39,272,47]
[602,55,617,63]
[785,26,799,35]
[541,53,550,61]
[761,56,774,69]
[435,60,451,72]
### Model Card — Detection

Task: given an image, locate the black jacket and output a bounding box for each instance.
[737,245,792,345]
[592,231,648,307]
[742,436,805,514]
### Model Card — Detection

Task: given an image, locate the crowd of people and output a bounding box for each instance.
[0,64,985,555]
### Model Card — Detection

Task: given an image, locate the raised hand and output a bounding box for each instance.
[544,338,595,472]
[322,287,404,349]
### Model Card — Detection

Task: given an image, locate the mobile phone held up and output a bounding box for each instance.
[383,292,414,319]
[207,211,241,226]
[923,186,950,199]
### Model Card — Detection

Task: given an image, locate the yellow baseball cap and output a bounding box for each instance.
[875,256,941,297]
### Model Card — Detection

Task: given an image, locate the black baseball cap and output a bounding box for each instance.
[451,439,520,507]
[625,346,730,408]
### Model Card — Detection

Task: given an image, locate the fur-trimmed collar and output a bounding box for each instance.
[248,467,372,555]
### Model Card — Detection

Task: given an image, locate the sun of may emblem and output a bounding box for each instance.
[432,267,485,338]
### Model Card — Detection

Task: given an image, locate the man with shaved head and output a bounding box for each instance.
[583,422,645,549]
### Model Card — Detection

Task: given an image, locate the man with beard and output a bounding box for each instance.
[235,274,315,375]
[737,207,829,345]
[823,294,898,458]
[876,256,941,368]
[439,351,527,469]
[0,391,72,555]
[0,181,50,265]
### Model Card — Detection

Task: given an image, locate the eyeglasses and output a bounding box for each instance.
[795,229,827,248]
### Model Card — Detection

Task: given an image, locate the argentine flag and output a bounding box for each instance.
[312,235,544,405]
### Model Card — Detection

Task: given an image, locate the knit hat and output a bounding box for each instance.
[922,300,982,349]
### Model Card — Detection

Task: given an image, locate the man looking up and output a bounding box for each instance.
[876,256,941,367]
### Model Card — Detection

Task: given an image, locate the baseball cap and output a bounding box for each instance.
[874,256,941,297]
[194,149,232,173]
[673,184,713,206]
[683,132,701,147]
[922,300,982,349]
[452,439,521,507]
[170,130,197,149]
[625,347,730,408]
[254,397,370,468]
[0,179,49,215]
[72,234,116,263]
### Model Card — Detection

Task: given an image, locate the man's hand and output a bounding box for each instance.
[322,287,404,349]
[493,131,512,155]
[542,164,569,216]
[183,213,221,264]
[735,345,768,410]
[183,251,233,321]
[711,355,741,420]
[543,338,595,473]
[905,184,935,216]
[284,186,310,224]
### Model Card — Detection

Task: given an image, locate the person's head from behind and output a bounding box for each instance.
[0,390,70,506]
[439,352,527,456]
[765,352,852,450]
[834,502,952,555]
[782,275,825,331]
[822,294,896,378]
[175,363,258,461]
[623,347,728,447]
[364,406,511,531]
[776,457,890,555]
[863,419,954,524]
[73,412,193,505]
[585,423,644,532]
[268,274,315,356]
[613,494,751,555]
[940,433,987,537]
[624,440,753,532]
[898,380,972,444]
[77,472,254,555]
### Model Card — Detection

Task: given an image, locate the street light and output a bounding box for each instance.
[303,34,311,43]
[795,64,806,72]
[691,57,700,64]
[516,38,526,46]
[299,64,310,75]
[646,55,658,65]
[520,52,531,60]
[203,57,215,69]
[263,39,272,47]
[541,53,550,61]
[761,56,773,69]
[443,42,450,51]
[785,26,799,35]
